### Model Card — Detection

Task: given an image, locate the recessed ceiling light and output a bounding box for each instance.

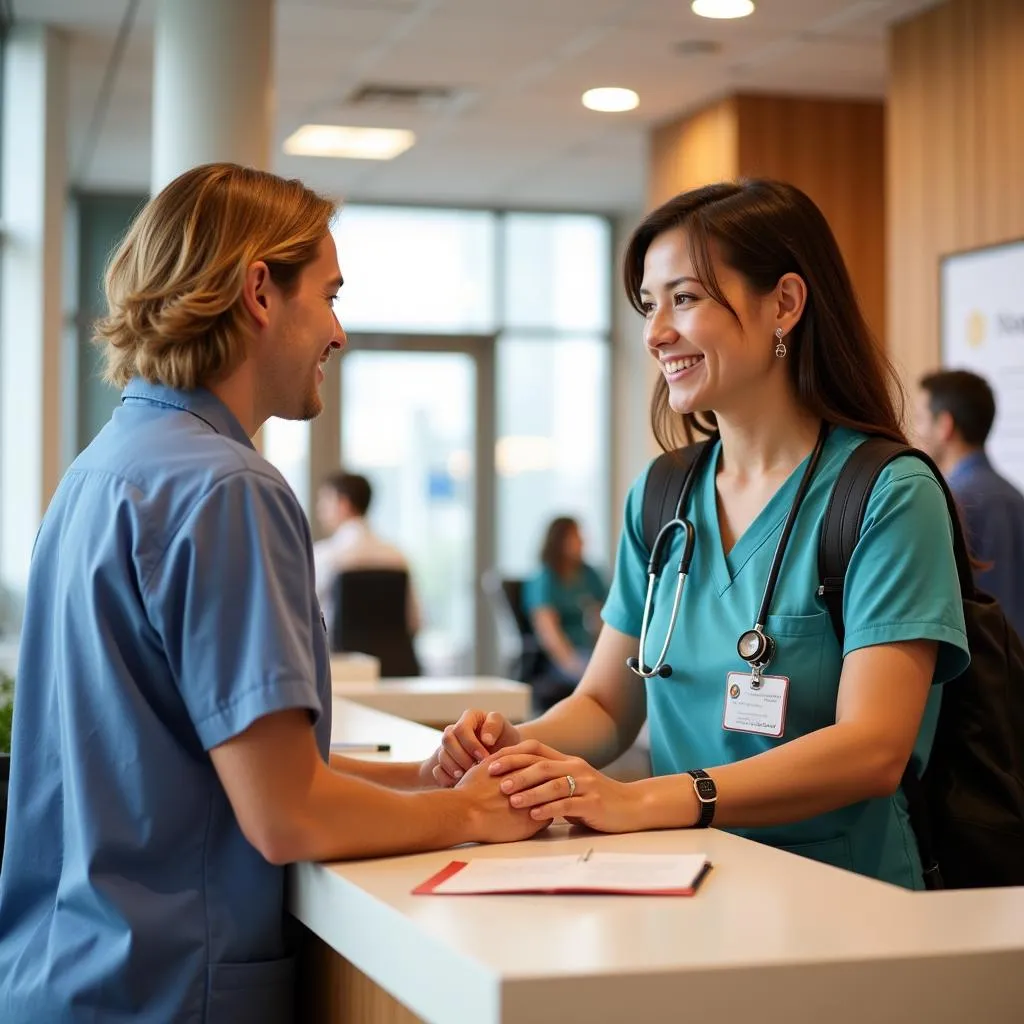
[582,87,639,113]
[691,0,755,19]
[282,124,416,160]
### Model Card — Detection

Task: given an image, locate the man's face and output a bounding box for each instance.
[263,234,347,422]
[315,487,340,532]
[913,388,944,459]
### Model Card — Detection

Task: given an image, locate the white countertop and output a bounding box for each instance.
[329,676,532,725]
[288,699,1024,1024]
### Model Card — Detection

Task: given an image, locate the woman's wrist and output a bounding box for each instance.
[632,774,702,831]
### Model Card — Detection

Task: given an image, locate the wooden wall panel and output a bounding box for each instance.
[735,94,886,346]
[647,94,885,345]
[648,97,738,208]
[888,0,1024,392]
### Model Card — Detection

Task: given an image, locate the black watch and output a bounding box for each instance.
[687,769,717,828]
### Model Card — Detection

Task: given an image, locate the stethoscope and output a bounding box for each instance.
[627,421,830,685]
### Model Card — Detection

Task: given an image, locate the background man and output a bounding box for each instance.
[915,368,1024,638]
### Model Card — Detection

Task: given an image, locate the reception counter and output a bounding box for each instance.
[288,699,1024,1024]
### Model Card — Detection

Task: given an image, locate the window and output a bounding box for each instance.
[496,334,610,578]
[261,203,613,673]
[332,206,496,334]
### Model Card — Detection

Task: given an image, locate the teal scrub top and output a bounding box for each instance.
[602,427,970,889]
[524,564,607,650]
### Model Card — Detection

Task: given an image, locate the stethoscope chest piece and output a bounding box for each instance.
[737,626,776,685]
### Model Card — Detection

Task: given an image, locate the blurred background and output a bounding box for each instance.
[1,0,1021,677]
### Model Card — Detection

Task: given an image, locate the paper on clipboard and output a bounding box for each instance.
[413,851,712,896]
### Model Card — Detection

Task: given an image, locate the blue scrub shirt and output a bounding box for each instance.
[0,381,331,1022]
[603,427,970,889]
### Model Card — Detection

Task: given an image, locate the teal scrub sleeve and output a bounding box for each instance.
[586,563,609,603]
[145,471,324,750]
[841,457,970,683]
[601,463,654,638]
[522,568,555,614]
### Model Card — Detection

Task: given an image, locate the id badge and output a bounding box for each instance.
[722,671,789,738]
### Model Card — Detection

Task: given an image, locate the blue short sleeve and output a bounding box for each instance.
[601,465,652,638]
[145,471,323,750]
[842,458,970,683]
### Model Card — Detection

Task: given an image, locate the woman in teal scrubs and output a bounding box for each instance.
[523,516,607,696]
[433,179,969,889]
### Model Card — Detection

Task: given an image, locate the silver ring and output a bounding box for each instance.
[565,774,576,798]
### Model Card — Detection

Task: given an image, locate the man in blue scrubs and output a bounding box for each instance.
[0,164,544,1023]
[915,369,1024,639]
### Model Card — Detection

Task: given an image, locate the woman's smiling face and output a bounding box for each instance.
[639,226,783,418]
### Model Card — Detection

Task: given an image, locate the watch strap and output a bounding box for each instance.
[687,769,717,828]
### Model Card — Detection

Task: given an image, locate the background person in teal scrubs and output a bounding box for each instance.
[523,516,608,694]
[0,165,544,1024]
[430,179,969,890]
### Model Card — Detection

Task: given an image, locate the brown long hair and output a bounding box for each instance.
[623,179,906,451]
[540,516,581,579]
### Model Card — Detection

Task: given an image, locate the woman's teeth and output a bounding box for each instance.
[663,355,703,374]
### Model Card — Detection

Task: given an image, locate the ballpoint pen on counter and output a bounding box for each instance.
[330,742,392,753]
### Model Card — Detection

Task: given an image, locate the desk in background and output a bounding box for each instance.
[330,674,532,729]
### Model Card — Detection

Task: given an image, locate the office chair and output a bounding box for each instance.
[330,568,421,678]
[480,570,575,713]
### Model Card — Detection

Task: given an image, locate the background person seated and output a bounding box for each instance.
[313,471,422,643]
[523,516,607,706]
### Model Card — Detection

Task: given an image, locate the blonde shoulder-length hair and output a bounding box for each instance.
[94,162,336,390]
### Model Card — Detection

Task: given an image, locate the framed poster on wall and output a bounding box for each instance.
[940,238,1024,491]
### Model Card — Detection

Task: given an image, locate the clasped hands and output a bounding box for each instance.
[426,709,641,834]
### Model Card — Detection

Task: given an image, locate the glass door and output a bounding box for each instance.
[338,335,495,675]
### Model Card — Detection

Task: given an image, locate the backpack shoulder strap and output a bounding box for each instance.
[818,436,979,893]
[641,442,712,556]
[818,437,976,647]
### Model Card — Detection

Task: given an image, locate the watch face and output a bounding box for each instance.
[695,778,717,801]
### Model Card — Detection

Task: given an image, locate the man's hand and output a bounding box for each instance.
[432,709,521,787]
[453,759,550,844]
[417,748,442,788]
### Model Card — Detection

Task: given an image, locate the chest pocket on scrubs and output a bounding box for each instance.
[763,611,835,737]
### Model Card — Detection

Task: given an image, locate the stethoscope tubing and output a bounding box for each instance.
[628,422,830,681]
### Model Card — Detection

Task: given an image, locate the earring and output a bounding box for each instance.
[774,327,787,358]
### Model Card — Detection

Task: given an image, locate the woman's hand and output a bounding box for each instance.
[487,740,644,834]
[431,709,522,787]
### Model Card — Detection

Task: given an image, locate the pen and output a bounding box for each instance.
[330,742,392,753]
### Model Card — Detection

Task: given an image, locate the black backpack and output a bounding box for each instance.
[642,435,1024,889]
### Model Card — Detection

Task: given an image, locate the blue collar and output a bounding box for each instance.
[948,449,990,486]
[121,379,254,451]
